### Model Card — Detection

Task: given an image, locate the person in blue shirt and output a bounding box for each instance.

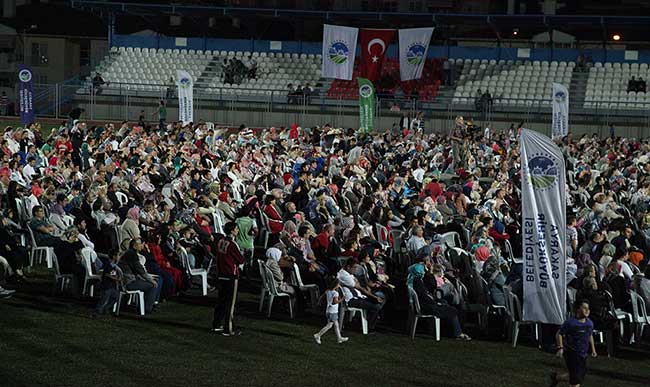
[549,300,597,387]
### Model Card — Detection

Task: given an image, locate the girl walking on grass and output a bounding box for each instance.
[313,278,348,344]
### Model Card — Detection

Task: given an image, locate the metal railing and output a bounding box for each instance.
[23,81,650,135]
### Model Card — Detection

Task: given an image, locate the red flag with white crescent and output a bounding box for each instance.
[359,29,396,82]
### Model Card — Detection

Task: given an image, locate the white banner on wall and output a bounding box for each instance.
[176,70,194,124]
[520,129,567,325]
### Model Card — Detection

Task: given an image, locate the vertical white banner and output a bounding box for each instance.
[398,27,433,81]
[176,70,194,124]
[551,83,569,138]
[521,129,567,325]
[322,24,359,80]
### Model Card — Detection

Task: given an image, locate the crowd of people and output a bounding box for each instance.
[222,56,257,85]
[627,76,647,93]
[0,112,649,355]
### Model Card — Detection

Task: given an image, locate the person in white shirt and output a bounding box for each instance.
[407,226,427,254]
[336,258,383,332]
[313,278,348,344]
[74,217,102,271]
[22,157,37,184]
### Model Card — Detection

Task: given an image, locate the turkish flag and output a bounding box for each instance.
[359,29,396,82]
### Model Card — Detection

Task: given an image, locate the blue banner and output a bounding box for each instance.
[18,65,35,125]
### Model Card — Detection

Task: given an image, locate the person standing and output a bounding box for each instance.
[154,100,167,133]
[212,222,245,336]
[313,278,348,344]
[549,300,597,387]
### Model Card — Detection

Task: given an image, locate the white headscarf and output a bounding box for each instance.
[266,247,282,262]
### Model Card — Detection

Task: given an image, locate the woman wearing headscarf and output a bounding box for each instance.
[265,247,307,313]
[80,142,91,171]
[120,206,141,250]
[265,247,296,296]
[407,261,471,340]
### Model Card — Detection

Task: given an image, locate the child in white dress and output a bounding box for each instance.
[313,278,348,344]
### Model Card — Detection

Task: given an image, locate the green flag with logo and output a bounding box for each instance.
[358,77,374,134]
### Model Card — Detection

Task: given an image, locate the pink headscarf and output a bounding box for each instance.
[127,207,140,223]
[475,246,491,262]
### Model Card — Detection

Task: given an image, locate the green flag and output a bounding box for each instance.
[358,77,374,134]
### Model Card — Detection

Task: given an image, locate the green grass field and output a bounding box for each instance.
[1,272,650,387]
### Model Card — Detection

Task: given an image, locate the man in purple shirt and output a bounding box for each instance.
[549,300,597,387]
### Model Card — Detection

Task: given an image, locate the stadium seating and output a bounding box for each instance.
[326,58,442,101]
[98,46,211,91]
[92,47,322,97]
[584,62,650,109]
[452,59,574,107]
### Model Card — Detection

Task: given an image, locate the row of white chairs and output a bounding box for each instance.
[111,46,322,60]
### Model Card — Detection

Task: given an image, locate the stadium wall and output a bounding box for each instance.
[82,100,646,139]
[113,34,650,63]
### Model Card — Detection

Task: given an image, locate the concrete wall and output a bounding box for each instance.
[79,99,647,139]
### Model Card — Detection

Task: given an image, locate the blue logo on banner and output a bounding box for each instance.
[18,65,35,125]
[554,90,566,103]
[528,154,559,190]
[406,43,426,65]
[328,41,349,65]
[179,77,191,88]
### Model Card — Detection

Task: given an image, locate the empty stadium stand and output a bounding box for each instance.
[452,59,575,107]
[585,62,650,109]
[89,47,322,97]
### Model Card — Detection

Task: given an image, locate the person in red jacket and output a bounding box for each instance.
[147,237,185,294]
[262,195,283,245]
[212,222,245,336]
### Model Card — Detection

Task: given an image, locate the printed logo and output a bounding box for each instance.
[406,43,426,65]
[527,153,559,190]
[179,77,192,88]
[19,69,32,83]
[328,41,350,65]
[359,84,373,98]
[553,90,566,103]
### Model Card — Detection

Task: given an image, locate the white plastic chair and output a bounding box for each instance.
[375,224,391,251]
[115,191,128,207]
[114,289,145,316]
[212,209,225,235]
[258,260,294,318]
[179,246,208,296]
[408,287,441,341]
[27,225,54,269]
[630,290,650,346]
[339,294,369,335]
[52,254,73,294]
[504,286,540,348]
[292,263,319,311]
[80,249,102,297]
[440,231,461,249]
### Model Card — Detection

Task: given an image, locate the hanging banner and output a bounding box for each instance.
[359,29,396,82]
[358,77,374,133]
[551,83,569,138]
[18,65,35,124]
[322,24,359,80]
[176,70,194,124]
[520,129,567,325]
[398,27,434,81]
